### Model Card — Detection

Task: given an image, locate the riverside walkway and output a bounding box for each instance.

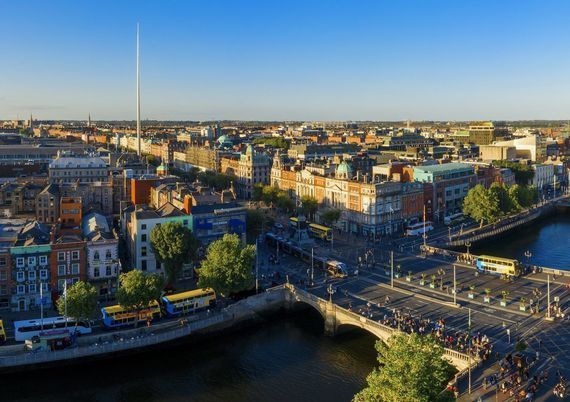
[0,284,474,372]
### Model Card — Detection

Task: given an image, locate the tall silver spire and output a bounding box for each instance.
[136,23,141,156]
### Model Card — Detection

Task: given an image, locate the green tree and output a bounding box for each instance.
[493,161,535,186]
[463,184,501,225]
[145,154,160,167]
[57,281,98,324]
[252,137,289,149]
[150,221,200,284]
[489,182,516,215]
[262,185,280,207]
[197,233,256,296]
[354,333,455,402]
[252,183,264,201]
[507,184,523,211]
[320,208,341,227]
[116,270,163,327]
[246,209,265,244]
[276,191,295,212]
[300,195,319,220]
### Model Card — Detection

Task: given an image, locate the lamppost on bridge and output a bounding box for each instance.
[465,241,471,259]
[524,250,532,269]
[327,284,335,302]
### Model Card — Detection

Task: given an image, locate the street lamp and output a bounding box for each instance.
[465,241,471,258]
[524,250,532,268]
[327,284,335,302]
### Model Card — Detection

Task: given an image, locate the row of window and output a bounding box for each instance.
[16,270,49,281]
[16,283,49,294]
[57,251,81,261]
[93,266,115,277]
[16,256,49,267]
[93,250,114,260]
[57,264,80,276]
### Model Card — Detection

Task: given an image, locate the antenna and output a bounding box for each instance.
[136,23,141,157]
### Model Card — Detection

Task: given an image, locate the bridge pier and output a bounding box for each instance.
[323,301,337,336]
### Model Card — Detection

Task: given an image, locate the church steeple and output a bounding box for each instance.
[87,113,91,128]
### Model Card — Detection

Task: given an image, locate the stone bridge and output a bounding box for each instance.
[283,284,474,370]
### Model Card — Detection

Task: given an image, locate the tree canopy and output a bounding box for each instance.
[197,233,256,296]
[463,183,539,225]
[57,281,98,322]
[493,161,535,186]
[252,137,289,149]
[150,221,200,283]
[320,208,341,227]
[197,171,233,191]
[300,195,318,220]
[354,333,455,402]
[246,209,266,244]
[116,270,163,326]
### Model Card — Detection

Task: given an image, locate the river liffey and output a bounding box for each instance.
[4,309,377,402]
[473,212,570,270]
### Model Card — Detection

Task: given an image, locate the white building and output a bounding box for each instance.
[125,203,191,273]
[532,164,554,192]
[83,212,120,297]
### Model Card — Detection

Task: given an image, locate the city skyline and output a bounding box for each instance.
[2,0,570,121]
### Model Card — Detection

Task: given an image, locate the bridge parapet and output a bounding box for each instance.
[282,284,474,370]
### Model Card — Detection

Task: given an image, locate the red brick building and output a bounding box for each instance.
[49,233,87,297]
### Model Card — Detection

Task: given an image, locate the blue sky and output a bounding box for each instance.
[1,1,570,121]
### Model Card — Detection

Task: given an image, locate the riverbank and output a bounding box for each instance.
[0,287,289,373]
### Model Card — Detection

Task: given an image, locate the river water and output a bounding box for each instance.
[5,309,377,402]
[473,212,570,270]
[7,215,570,402]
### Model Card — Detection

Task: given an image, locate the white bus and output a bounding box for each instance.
[14,316,92,342]
[406,221,434,236]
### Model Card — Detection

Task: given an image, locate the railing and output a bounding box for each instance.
[0,313,228,368]
[286,284,473,367]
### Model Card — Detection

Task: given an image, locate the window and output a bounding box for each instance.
[0,256,6,266]
[28,271,36,281]
[106,265,112,276]
[16,257,24,267]
[58,252,65,262]
[58,279,65,291]
[72,277,79,284]
[141,260,147,271]
[0,270,6,281]
[58,265,66,276]
[94,251,100,261]
[141,224,147,230]
[141,247,147,257]
[141,234,147,242]
[42,283,48,292]
[71,263,79,274]
[17,271,25,282]
[94,268,100,278]
[17,285,25,294]
[106,250,112,259]
[0,285,6,295]
[71,251,80,260]
[183,219,188,226]
[39,255,48,265]
[40,269,48,280]
[28,284,36,293]
[27,256,36,266]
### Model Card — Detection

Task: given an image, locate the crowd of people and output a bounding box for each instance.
[347,297,494,358]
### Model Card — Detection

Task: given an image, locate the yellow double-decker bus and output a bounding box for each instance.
[162,288,216,317]
[309,223,333,241]
[101,301,162,329]
[476,255,521,278]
